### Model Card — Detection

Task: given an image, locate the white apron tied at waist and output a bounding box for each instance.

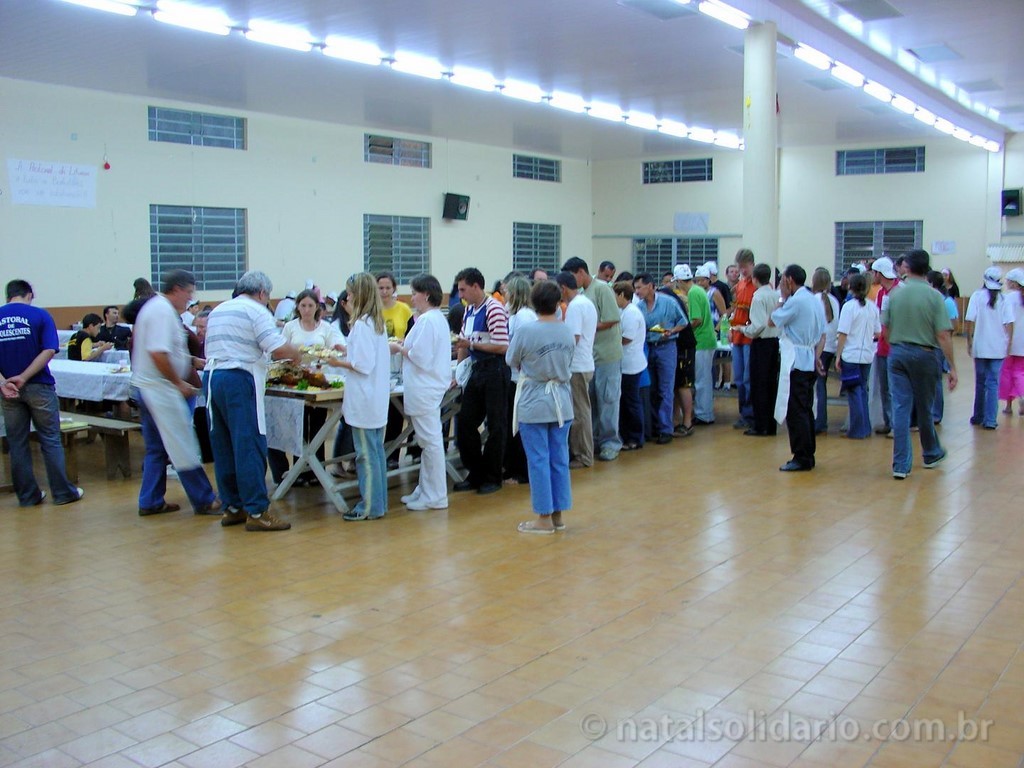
[774,337,818,424]
[205,357,271,435]
[512,376,565,436]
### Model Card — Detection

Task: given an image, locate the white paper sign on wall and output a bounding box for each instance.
[6,159,97,208]
[931,240,956,256]
[674,212,710,234]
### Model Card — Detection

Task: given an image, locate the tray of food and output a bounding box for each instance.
[266,360,345,399]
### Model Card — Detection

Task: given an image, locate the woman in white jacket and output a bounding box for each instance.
[328,273,390,520]
[391,275,452,510]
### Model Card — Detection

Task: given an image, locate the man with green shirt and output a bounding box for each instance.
[691,266,719,424]
[563,258,623,461]
[882,249,958,480]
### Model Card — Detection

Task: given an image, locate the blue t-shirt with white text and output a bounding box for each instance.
[0,302,59,386]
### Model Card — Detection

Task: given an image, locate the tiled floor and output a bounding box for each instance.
[2,350,1022,767]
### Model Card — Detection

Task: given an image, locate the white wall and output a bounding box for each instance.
[0,77,593,304]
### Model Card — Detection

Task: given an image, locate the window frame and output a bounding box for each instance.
[363,214,431,285]
[632,237,719,277]
[834,220,923,275]
[512,222,562,274]
[147,106,246,150]
[512,154,562,183]
[642,158,713,184]
[364,134,432,168]
[149,204,248,290]
[836,146,925,175]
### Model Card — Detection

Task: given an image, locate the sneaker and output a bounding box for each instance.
[54,487,85,506]
[406,500,449,511]
[245,512,291,531]
[221,508,247,527]
[400,490,423,505]
[923,452,947,469]
[655,434,673,445]
[598,448,619,461]
[892,470,908,480]
[343,509,386,521]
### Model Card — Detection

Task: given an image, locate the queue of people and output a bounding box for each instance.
[2,251,1018,534]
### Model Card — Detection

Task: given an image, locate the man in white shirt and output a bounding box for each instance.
[206,271,301,531]
[273,290,297,327]
[556,272,597,468]
[132,270,220,517]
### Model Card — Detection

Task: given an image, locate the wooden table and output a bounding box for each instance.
[266,384,463,513]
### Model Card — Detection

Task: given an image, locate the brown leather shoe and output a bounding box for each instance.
[138,502,181,516]
[220,508,247,527]
[194,500,223,516]
[245,512,291,531]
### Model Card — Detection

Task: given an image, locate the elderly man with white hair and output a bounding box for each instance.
[205,271,301,531]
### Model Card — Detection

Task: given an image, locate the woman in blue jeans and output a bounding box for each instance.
[835,273,880,439]
[505,280,575,534]
[964,267,1014,429]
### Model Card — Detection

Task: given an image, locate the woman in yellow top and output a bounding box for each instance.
[377,272,413,339]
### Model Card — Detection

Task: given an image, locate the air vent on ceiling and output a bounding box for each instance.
[835,0,903,22]
[905,43,961,63]
[956,79,1002,94]
[617,0,698,20]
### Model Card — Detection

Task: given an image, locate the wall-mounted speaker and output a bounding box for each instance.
[443,193,470,221]
[1002,189,1021,217]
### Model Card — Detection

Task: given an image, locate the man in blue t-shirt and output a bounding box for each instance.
[0,279,84,506]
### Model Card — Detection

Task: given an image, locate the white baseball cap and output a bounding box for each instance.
[694,265,712,280]
[673,264,693,281]
[1004,267,1024,286]
[704,261,719,275]
[983,266,1003,290]
[871,257,896,280]
[326,291,339,302]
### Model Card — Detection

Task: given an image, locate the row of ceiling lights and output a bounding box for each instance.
[61,0,1002,153]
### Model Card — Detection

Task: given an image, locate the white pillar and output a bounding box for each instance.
[742,22,779,267]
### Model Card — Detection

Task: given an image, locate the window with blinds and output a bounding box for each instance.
[150,205,247,290]
[632,237,719,277]
[512,222,561,274]
[513,154,561,182]
[642,158,713,184]
[364,134,432,168]
[363,215,430,284]
[148,106,246,149]
[836,146,925,175]
[834,220,923,274]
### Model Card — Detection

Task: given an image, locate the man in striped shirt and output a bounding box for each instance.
[453,267,511,496]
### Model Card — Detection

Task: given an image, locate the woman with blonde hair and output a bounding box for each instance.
[502,275,537,484]
[328,272,390,519]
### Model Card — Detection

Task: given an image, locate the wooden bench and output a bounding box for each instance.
[60,411,141,480]
[1,420,90,491]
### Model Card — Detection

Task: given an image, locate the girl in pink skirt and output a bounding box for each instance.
[999,268,1024,415]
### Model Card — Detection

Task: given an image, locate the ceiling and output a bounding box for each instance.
[0,0,1019,161]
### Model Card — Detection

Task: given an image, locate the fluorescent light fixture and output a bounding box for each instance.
[968,135,988,148]
[547,91,586,112]
[390,52,443,79]
[988,107,1001,121]
[658,119,689,137]
[863,80,893,103]
[153,1,231,35]
[449,68,497,92]
[688,127,716,143]
[895,48,918,73]
[933,118,955,135]
[983,140,1000,153]
[697,0,749,29]
[890,94,916,114]
[587,102,624,122]
[502,80,546,103]
[245,21,312,51]
[322,36,383,65]
[867,32,892,56]
[714,131,741,149]
[939,80,957,99]
[836,12,863,36]
[793,44,831,70]
[951,127,971,141]
[830,62,864,88]
[60,0,137,15]
[956,91,972,108]
[913,108,936,126]
[626,112,659,131]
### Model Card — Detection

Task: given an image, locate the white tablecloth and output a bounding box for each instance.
[49,359,132,402]
[54,348,130,364]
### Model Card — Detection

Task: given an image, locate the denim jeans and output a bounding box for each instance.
[590,360,622,453]
[1,382,78,505]
[693,349,715,422]
[875,355,891,429]
[972,358,1004,428]
[648,342,677,436]
[209,370,270,515]
[932,349,947,423]
[136,389,216,512]
[845,363,872,439]
[731,342,753,421]
[619,372,644,446]
[520,420,572,515]
[888,344,944,474]
[352,426,387,518]
[815,351,835,431]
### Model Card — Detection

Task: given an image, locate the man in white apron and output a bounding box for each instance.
[132,270,219,517]
[770,264,826,472]
[205,271,301,531]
